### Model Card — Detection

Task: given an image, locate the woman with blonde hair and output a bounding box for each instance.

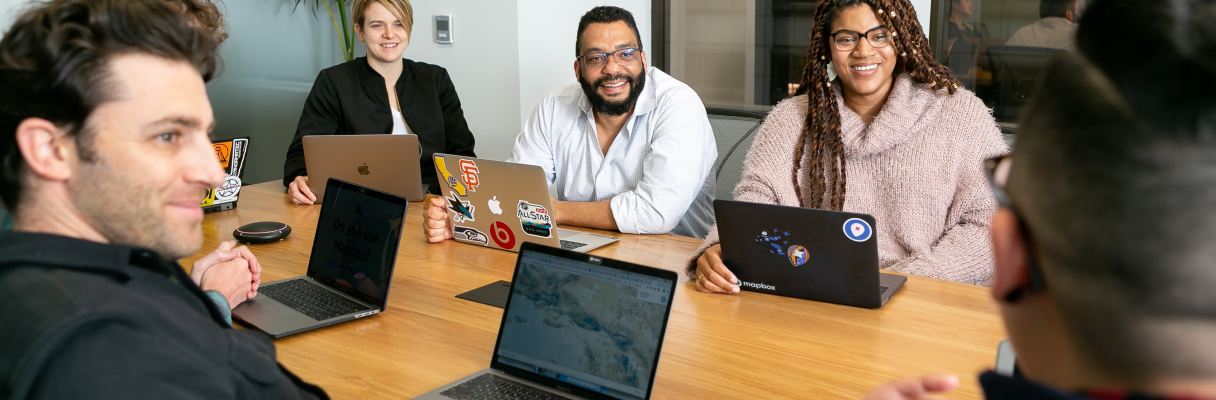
[692,0,1005,291]
[283,0,477,204]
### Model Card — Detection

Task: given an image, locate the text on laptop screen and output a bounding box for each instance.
[307,184,405,306]
[497,250,671,400]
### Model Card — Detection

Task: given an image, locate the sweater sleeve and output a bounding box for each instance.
[882,104,1008,286]
[686,96,808,276]
[436,67,476,157]
[283,70,341,187]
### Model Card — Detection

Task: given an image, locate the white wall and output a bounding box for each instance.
[0,0,31,33]
[516,0,651,131]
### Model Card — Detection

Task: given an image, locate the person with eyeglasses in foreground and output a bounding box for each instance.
[422,6,717,241]
[863,0,1216,398]
[0,0,325,397]
[690,0,1006,291]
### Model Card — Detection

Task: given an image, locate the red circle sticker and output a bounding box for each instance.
[490,221,516,249]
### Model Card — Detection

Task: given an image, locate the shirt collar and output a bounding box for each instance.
[578,66,659,119]
[0,231,174,280]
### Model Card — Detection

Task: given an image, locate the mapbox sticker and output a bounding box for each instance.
[454,226,489,246]
[516,200,553,238]
[787,245,808,267]
[755,229,791,256]
[446,192,476,223]
[434,155,469,196]
[843,218,872,242]
[459,160,479,193]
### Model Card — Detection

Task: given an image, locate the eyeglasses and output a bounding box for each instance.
[984,155,1046,300]
[577,48,640,69]
[830,26,893,52]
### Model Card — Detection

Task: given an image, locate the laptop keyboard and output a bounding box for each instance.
[441,374,566,400]
[880,285,890,295]
[559,240,587,250]
[258,280,371,321]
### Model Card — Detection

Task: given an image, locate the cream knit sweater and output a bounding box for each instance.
[692,74,1007,286]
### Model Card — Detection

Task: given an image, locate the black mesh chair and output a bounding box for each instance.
[986,45,1067,123]
[707,107,768,201]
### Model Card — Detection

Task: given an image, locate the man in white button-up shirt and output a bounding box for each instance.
[1005,0,1080,50]
[424,6,716,240]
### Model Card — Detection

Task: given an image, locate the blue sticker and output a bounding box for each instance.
[843,218,872,242]
[756,229,793,256]
[787,245,808,267]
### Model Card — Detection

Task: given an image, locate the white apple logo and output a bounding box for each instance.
[488,196,503,215]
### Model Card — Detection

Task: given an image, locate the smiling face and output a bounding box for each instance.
[829,4,898,104]
[356,2,408,65]
[69,53,225,259]
[574,21,648,116]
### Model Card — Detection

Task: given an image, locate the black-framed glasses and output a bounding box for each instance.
[830,26,892,52]
[984,155,1046,300]
[577,48,641,69]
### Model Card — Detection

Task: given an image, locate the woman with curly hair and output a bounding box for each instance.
[690,0,1005,291]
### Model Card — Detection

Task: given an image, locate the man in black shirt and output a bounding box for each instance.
[0,0,326,398]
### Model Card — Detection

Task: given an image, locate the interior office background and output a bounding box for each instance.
[0,0,1046,186]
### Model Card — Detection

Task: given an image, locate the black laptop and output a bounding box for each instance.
[232,178,408,338]
[414,242,678,400]
[714,200,906,308]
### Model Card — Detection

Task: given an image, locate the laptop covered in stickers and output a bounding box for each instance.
[713,200,906,308]
[431,153,618,253]
[201,137,249,214]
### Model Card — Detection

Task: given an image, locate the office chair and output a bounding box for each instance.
[986,45,1066,123]
[0,204,11,232]
[707,107,768,201]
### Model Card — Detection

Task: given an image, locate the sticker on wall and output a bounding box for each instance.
[754,229,791,256]
[459,159,480,192]
[454,226,489,246]
[446,192,476,223]
[787,245,808,267]
[490,221,517,249]
[843,218,872,242]
[516,200,553,238]
[434,155,468,196]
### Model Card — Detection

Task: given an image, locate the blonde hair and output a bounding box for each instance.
[352,0,413,37]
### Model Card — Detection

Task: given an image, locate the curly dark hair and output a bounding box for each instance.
[0,0,218,212]
[575,6,643,56]
[791,0,960,210]
[163,0,228,43]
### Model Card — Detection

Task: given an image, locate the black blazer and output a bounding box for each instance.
[283,57,476,192]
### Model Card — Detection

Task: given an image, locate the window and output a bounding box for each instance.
[658,0,1082,130]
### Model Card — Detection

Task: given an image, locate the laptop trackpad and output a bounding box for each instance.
[234,296,317,331]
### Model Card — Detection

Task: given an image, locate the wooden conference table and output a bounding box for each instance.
[185,181,1006,399]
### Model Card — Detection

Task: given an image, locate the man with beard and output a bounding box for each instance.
[0,0,326,397]
[424,6,716,240]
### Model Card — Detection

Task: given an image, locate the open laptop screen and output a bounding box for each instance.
[494,246,675,400]
[306,178,407,308]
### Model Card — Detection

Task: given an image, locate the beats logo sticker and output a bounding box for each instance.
[490,221,516,249]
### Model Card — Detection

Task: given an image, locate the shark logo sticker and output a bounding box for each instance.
[446,192,475,223]
[434,155,468,197]
[516,200,553,238]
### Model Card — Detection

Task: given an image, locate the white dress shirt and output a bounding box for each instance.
[508,67,716,238]
[1005,17,1076,50]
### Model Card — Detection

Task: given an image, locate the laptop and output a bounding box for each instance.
[232,178,408,338]
[415,242,677,400]
[431,153,618,253]
[303,134,427,201]
[714,200,906,309]
[201,137,249,214]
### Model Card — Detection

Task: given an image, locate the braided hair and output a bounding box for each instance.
[791,0,960,210]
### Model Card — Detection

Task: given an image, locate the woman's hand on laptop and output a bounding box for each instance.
[289,176,316,205]
[424,197,454,243]
[860,375,958,400]
[694,244,741,294]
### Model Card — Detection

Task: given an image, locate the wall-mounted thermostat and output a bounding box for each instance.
[433,14,453,44]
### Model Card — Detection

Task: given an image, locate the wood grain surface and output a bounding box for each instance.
[183,181,1006,399]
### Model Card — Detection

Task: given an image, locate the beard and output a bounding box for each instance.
[579,69,647,116]
[69,153,203,260]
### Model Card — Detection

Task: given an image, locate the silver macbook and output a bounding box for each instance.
[232,178,408,338]
[303,134,426,201]
[414,242,678,400]
[432,153,618,253]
